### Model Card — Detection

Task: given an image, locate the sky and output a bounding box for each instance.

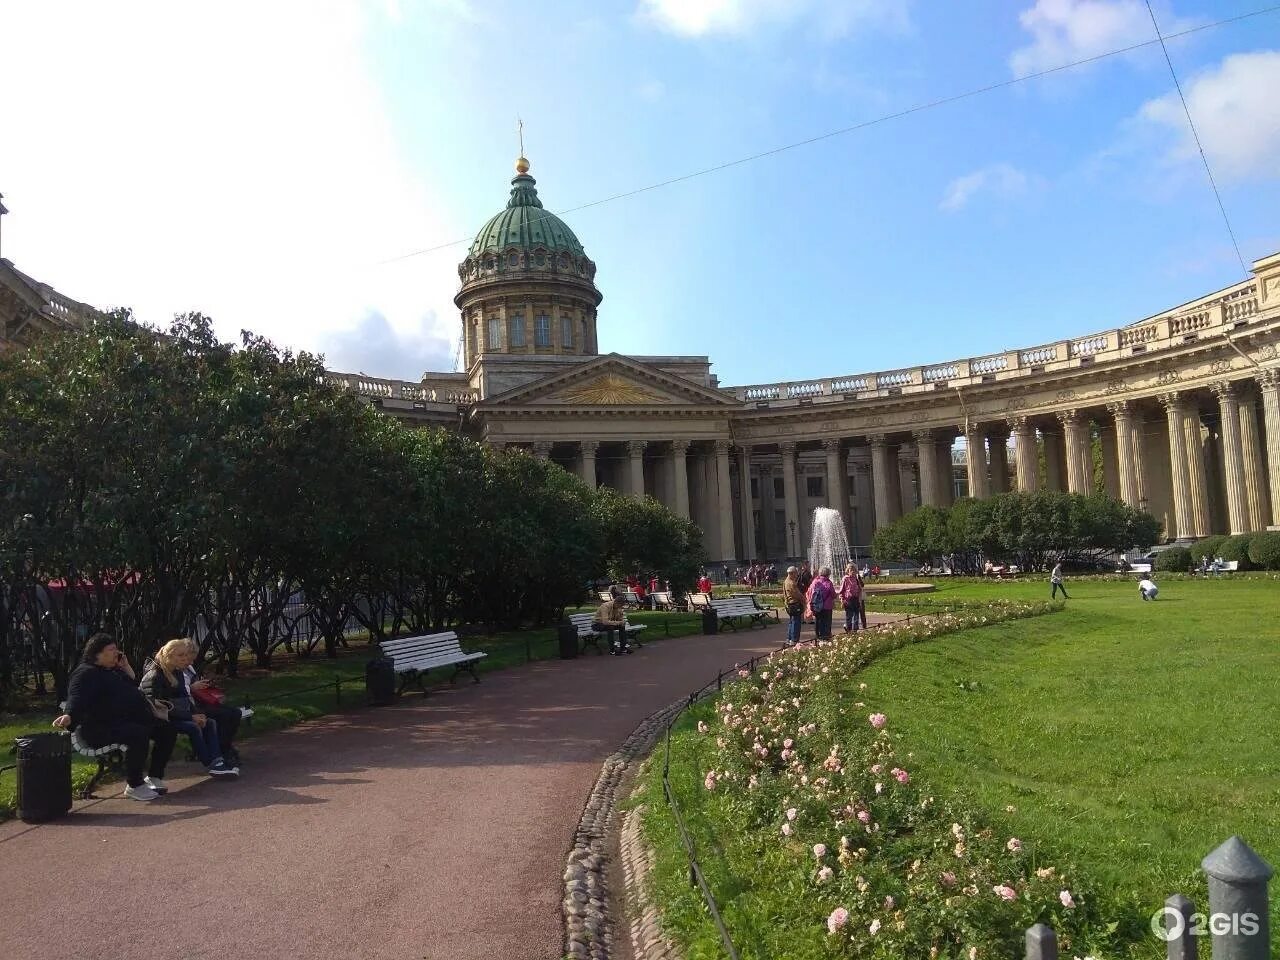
[2,0,1279,387]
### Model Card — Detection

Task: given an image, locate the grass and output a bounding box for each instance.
[0,607,702,817]
[637,578,1280,959]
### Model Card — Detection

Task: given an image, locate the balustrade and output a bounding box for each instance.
[830,376,869,393]
[876,370,912,388]
[787,381,824,398]
[1018,345,1056,366]
[1069,335,1108,357]
[1118,324,1158,348]
[1169,310,1213,336]
[922,363,958,383]
[969,354,1009,375]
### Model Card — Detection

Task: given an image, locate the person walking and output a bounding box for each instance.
[1050,560,1069,600]
[781,566,805,647]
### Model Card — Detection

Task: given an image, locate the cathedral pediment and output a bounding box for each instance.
[480,353,736,408]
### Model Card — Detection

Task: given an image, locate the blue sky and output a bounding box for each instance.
[2,0,1279,387]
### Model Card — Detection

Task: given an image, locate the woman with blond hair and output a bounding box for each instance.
[140,639,238,780]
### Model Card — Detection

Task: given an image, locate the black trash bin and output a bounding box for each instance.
[13,732,72,823]
[702,608,719,635]
[366,655,396,706]
[558,622,579,660]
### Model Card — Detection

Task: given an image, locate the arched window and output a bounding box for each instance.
[535,313,551,347]
[467,321,477,359]
[487,316,502,351]
[485,257,496,271]
[508,252,520,268]
[534,250,546,267]
[510,313,525,348]
[560,314,573,348]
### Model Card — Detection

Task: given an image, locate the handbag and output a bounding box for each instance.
[149,698,173,721]
[192,683,225,708]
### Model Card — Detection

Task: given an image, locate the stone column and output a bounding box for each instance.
[1059,411,1091,495]
[531,441,552,461]
[1239,397,1269,532]
[852,461,872,544]
[936,439,956,506]
[868,435,897,531]
[714,440,737,563]
[823,439,847,523]
[1008,417,1039,493]
[780,441,801,557]
[578,441,598,489]
[672,440,691,519]
[963,426,988,500]
[987,428,1010,493]
[1259,369,1280,526]
[914,429,941,506]
[1107,402,1141,508]
[737,445,757,560]
[1183,411,1211,536]
[1213,382,1250,534]
[1042,427,1066,492]
[627,440,647,500]
[1159,394,1195,541]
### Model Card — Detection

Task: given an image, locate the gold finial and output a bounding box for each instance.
[515,116,529,174]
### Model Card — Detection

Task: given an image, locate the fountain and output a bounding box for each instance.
[808,507,851,575]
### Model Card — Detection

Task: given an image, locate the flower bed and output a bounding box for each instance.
[636,600,1133,960]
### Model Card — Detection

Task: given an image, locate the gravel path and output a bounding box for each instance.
[0,625,786,960]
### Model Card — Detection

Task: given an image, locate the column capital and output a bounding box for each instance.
[671,439,691,455]
[1257,367,1280,390]
[912,428,934,443]
[713,439,732,456]
[1157,392,1186,413]
[579,440,600,456]
[866,433,887,447]
[1211,380,1237,400]
[627,439,648,456]
[1005,415,1031,432]
[531,441,553,459]
[778,441,797,456]
[822,438,843,452]
[1106,400,1133,419]
[1056,408,1082,426]
[736,443,754,458]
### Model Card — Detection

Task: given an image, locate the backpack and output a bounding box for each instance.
[809,578,832,611]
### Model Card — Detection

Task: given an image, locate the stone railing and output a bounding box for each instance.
[326,373,478,406]
[727,275,1273,406]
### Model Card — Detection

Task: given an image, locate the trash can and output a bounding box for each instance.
[702,608,719,635]
[13,732,72,823]
[366,655,396,706]
[558,622,579,660]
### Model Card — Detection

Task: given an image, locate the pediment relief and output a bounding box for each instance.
[546,374,669,405]
[483,354,736,408]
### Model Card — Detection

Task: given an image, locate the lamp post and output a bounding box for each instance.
[788,519,796,559]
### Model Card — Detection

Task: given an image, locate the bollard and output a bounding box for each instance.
[1025,922,1057,960]
[1165,894,1197,960]
[1201,836,1272,960]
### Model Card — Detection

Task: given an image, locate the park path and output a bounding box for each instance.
[0,624,790,960]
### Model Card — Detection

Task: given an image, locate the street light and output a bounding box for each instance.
[788,519,796,558]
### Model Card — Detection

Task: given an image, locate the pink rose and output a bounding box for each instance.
[827,907,849,935]
[856,809,871,824]
[884,895,895,910]
[813,843,827,859]
[703,771,717,791]
[893,768,910,784]
[1006,838,1022,853]
[993,884,1017,901]
[870,763,883,774]
[781,822,793,837]
[817,866,833,884]
[940,871,957,888]
[1059,890,1075,908]
[697,721,708,734]
[869,713,887,729]
[869,918,881,935]
[786,807,797,821]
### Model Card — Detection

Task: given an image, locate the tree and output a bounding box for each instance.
[590,488,706,595]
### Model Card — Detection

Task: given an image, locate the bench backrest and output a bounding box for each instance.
[1221,560,1240,571]
[650,590,673,606]
[598,591,612,603]
[688,592,712,610]
[568,611,631,632]
[711,596,760,615]
[380,631,465,664]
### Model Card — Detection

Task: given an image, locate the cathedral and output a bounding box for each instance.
[5,161,1280,565]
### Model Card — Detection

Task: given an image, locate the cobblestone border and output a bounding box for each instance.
[561,695,688,960]
[620,801,682,960]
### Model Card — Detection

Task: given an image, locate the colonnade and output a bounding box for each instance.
[500,370,1280,563]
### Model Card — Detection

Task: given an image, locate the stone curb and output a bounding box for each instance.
[620,801,682,960]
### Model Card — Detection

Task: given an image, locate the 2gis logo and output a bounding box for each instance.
[1151,907,1261,941]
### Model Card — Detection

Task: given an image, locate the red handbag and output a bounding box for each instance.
[192,683,226,708]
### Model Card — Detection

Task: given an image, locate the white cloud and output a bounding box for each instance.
[638,0,909,40]
[939,164,1033,213]
[0,1,465,379]
[1138,50,1280,182]
[1009,0,1191,78]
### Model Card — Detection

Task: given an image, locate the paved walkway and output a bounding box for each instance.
[0,625,789,960]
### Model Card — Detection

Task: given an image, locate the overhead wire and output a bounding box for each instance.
[376,3,1280,266]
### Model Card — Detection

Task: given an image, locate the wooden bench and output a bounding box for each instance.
[710,595,775,631]
[649,590,675,610]
[568,611,646,655]
[597,587,643,607]
[378,631,487,695]
[747,594,780,621]
[687,591,713,612]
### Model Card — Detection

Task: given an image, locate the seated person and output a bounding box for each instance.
[140,638,239,777]
[1138,576,1159,601]
[593,587,631,655]
[53,633,178,802]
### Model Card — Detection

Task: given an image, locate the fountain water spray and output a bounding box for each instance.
[808,507,851,575]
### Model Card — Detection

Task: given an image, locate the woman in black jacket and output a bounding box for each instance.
[53,633,178,802]
[140,638,238,777]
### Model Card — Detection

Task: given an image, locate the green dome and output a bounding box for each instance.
[467,170,585,259]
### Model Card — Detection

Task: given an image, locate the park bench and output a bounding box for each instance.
[746,594,780,621]
[567,611,646,655]
[378,631,487,695]
[70,729,127,799]
[687,591,712,612]
[649,590,675,610]
[710,595,775,631]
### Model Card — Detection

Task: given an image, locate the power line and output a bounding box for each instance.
[1143,0,1250,279]
[377,3,1280,266]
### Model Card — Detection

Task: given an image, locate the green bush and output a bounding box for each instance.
[1155,547,1193,572]
[1247,532,1280,571]
[1217,535,1254,570]
[1193,535,1225,561]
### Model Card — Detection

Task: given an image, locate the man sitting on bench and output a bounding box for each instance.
[594,587,631,656]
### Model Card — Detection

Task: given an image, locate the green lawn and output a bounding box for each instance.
[0,608,701,816]
[637,577,1280,959]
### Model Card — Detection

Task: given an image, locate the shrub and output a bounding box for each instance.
[1193,535,1225,560]
[1217,535,1253,570]
[1155,547,1192,572]
[1247,532,1280,571]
